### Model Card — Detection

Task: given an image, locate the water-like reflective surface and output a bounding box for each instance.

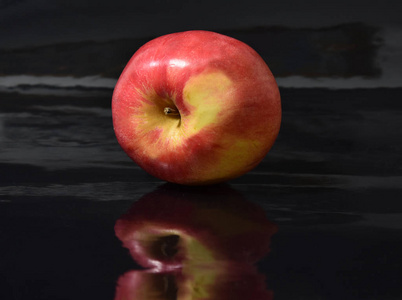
[1,88,402,299]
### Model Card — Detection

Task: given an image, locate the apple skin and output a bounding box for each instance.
[114,184,276,300]
[112,30,281,185]
[115,184,277,271]
[115,267,273,300]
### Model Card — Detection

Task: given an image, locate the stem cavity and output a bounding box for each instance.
[164,107,180,117]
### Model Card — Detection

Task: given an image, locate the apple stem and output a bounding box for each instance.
[164,107,180,116]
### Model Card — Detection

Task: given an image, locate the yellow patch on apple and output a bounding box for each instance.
[203,138,263,182]
[179,235,226,299]
[183,71,233,135]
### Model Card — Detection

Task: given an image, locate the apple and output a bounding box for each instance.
[114,184,276,300]
[114,266,273,300]
[115,184,277,270]
[112,30,281,185]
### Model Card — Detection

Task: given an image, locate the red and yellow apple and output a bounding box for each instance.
[114,266,273,300]
[114,184,276,300]
[114,184,277,270]
[112,30,281,185]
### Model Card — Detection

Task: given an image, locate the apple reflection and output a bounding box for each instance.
[114,184,277,300]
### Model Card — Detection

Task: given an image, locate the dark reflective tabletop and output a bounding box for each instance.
[1,88,402,299]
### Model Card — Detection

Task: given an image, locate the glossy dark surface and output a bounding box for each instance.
[1,88,402,299]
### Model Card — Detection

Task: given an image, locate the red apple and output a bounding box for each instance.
[115,184,277,271]
[112,30,281,185]
[114,184,276,300]
[115,266,273,300]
